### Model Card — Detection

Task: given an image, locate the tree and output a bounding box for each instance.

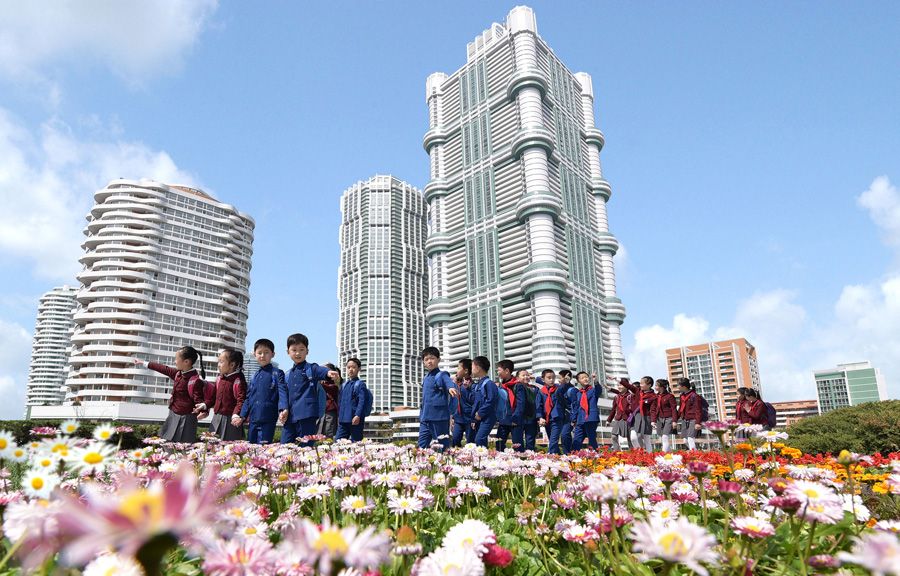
[787,400,900,455]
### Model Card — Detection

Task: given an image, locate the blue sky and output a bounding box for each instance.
[1,2,898,419]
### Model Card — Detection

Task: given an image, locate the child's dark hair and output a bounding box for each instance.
[222,348,244,371]
[421,346,440,360]
[575,371,589,381]
[640,376,654,386]
[677,377,693,390]
[177,345,206,379]
[541,368,555,378]
[655,378,670,394]
[473,356,490,372]
[558,369,572,378]
[254,338,275,353]
[497,359,514,373]
[347,357,361,369]
[745,388,759,399]
[287,333,309,348]
[457,358,472,374]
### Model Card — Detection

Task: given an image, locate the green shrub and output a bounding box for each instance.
[786,400,900,455]
[0,420,160,450]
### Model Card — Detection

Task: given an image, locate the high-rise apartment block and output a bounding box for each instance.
[666,338,761,422]
[422,6,628,379]
[769,399,819,428]
[32,179,254,421]
[25,286,78,411]
[815,361,886,414]
[337,175,428,411]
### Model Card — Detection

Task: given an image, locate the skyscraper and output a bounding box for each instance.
[25,286,78,411]
[422,6,628,379]
[337,175,428,411]
[31,179,254,421]
[666,338,761,422]
[815,361,886,414]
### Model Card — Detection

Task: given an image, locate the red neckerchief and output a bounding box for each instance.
[639,389,655,415]
[579,387,590,418]
[501,378,517,410]
[540,384,557,417]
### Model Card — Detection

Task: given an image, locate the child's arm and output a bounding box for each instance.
[276,370,289,423]
[512,385,525,423]
[353,381,367,421]
[139,359,178,381]
[233,375,247,419]
[444,372,460,398]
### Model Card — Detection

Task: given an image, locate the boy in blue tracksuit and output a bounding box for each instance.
[469,355,497,447]
[237,338,286,444]
[279,333,339,445]
[495,359,526,452]
[336,357,368,442]
[536,368,566,454]
[450,358,475,447]
[558,369,574,453]
[570,371,600,450]
[417,346,459,450]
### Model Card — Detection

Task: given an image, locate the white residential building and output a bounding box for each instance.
[337,175,428,411]
[422,6,628,379]
[32,179,254,422]
[25,286,78,411]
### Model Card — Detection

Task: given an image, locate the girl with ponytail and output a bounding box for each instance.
[134,345,208,443]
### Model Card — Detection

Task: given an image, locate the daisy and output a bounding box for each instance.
[655,453,683,467]
[340,495,375,515]
[59,419,80,435]
[0,431,14,457]
[93,423,117,443]
[67,442,116,475]
[84,552,145,576]
[22,468,60,500]
[651,500,681,522]
[415,547,484,576]
[562,523,598,543]
[282,518,390,575]
[203,537,276,576]
[631,517,718,576]
[7,444,28,463]
[873,520,900,534]
[441,519,496,557]
[388,494,423,515]
[730,516,775,539]
[837,532,900,576]
[756,429,788,442]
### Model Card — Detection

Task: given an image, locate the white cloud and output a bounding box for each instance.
[626,176,900,404]
[0,319,33,420]
[0,107,197,281]
[0,0,219,88]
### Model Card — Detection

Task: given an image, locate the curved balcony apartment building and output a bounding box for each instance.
[337,175,428,411]
[423,6,628,380]
[49,179,254,421]
[25,286,78,411]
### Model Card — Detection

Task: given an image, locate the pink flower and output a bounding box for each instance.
[687,461,713,477]
[56,462,231,565]
[482,544,514,568]
[838,532,900,576]
[717,480,742,495]
[730,516,775,539]
[631,517,718,576]
[203,537,277,576]
[768,496,801,513]
[280,518,390,575]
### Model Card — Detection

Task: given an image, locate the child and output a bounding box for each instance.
[676,378,702,450]
[469,355,497,448]
[742,389,768,428]
[518,370,540,451]
[651,378,677,452]
[135,346,207,443]
[336,358,368,442]
[280,333,340,445]
[606,377,633,451]
[557,369,574,454]
[318,363,341,439]
[622,376,656,452]
[205,348,247,441]
[450,358,475,447]
[237,338,286,444]
[570,371,600,451]
[417,346,459,450]
[536,369,565,454]
[495,359,525,452]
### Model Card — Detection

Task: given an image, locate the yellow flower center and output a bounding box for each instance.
[803,488,820,498]
[237,550,250,565]
[660,508,671,518]
[229,507,245,518]
[99,431,112,440]
[351,499,366,509]
[118,489,164,527]
[39,458,52,467]
[314,528,349,554]
[13,449,24,458]
[84,452,104,465]
[443,563,461,574]
[244,527,257,535]
[30,477,44,490]
[659,532,689,556]
[0,439,7,449]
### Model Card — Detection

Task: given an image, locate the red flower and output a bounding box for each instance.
[482,543,514,568]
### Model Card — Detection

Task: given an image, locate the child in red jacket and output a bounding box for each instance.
[205,348,247,441]
[676,378,703,451]
[135,346,207,443]
[651,379,677,452]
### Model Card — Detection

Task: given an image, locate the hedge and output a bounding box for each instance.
[785,400,900,455]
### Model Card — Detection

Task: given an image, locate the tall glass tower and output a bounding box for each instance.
[337,175,428,411]
[423,6,628,379]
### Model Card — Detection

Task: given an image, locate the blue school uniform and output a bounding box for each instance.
[417,368,455,450]
[495,380,526,452]
[537,384,565,454]
[335,377,368,442]
[470,376,498,447]
[280,361,330,444]
[240,364,287,444]
[449,380,475,447]
[571,385,600,451]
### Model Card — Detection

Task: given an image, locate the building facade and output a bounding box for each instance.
[337,175,428,411]
[815,361,886,414]
[769,399,819,429]
[25,286,78,411]
[666,338,761,422]
[422,6,628,380]
[32,179,254,422]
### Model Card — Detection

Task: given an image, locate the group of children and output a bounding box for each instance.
[136,333,371,445]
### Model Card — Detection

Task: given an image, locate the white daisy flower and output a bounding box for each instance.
[441,519,496,557]
[631,517,718,576]
[84,552,145,576]
[92,423,117,443]
[59,419,80,435]
[22,469,60,499]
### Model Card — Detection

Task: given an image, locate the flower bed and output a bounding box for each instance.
[0,422,899,575]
